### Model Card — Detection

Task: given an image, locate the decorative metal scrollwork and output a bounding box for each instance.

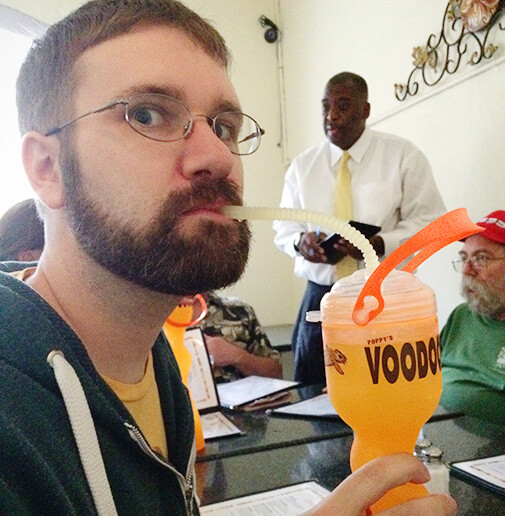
[395,0,505,101]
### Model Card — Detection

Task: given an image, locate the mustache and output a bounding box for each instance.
[461,275,483,294]
[165,178,243,216]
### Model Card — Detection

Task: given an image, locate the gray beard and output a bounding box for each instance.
[461,276,505,319]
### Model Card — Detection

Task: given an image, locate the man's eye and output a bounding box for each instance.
[214,121,236,141]
[130,107,164,126]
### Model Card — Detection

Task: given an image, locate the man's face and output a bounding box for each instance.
[60,26,250,295]
[322,81,370,150]
[459,234,505,319]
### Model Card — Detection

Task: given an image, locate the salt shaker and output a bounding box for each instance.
[421,446,450,495]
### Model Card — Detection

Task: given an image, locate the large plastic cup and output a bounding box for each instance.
[322,269,441,512]
[164,299,208,452]
[321,208,484,513]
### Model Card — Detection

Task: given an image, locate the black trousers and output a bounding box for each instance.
[292,281,332,384]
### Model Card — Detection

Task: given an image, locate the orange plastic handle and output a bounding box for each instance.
[165,294,208,328]
[352,208,484,326]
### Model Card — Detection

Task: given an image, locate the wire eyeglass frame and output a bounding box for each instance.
[45,92,264,156]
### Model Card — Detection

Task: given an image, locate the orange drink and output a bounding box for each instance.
[322,269,442,513]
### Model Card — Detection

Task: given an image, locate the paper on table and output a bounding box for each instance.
[185,329,219,411]
[451,454,505,493]
[217,375,298,409]
[200,412,241,440]
[200,481,330,515]
[270,393,339,419]
[185,328,242,439]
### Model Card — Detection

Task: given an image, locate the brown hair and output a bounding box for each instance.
[16,0,230,135]
[0,199,44,261]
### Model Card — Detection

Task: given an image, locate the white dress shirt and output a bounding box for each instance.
[273,127,446,285]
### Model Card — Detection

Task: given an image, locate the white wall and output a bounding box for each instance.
[7,0,505,327]
[279,0,505,326]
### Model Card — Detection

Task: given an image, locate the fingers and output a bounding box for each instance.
[338,454,430,514]
[334,239,363,260]
[380,494,457,516]
[299,232,328,263]
[307,454,457,516]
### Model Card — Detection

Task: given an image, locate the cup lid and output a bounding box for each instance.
[321,269,437,324]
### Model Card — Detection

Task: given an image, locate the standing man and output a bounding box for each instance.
[0,3,456,515]
[273,72,445,384]
[441,210,505,425]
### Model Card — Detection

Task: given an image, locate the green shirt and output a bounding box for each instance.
[440,303,505,425]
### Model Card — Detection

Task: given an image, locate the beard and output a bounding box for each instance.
[61,148,251,296]
[461,276,505,319]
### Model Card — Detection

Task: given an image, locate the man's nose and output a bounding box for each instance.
[326,104,345,122]
[181,117,235,180]
[462,259,478,276]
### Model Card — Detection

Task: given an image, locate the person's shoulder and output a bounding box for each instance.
[445,303,474,326]
[216,295,253,311]
[369,128,418,148]
[0,266,26,298]
[0,261,31,273]
[292,140,330,161]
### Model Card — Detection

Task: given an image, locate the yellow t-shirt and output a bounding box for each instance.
[9,267,36,281]
[101,352,168,460]
[10,267,169,459]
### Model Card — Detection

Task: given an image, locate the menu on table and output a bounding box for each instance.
[200,481,330,515]
[185,328,241,439]
[451,454,505,496]
[217,375,299,410]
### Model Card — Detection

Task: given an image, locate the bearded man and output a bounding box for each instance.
[0,1,456,515]
[441,210,505,425]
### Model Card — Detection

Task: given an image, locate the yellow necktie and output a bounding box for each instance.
[334,151,357,278]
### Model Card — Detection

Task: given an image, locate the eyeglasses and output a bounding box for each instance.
[45,93,265,156]
[452,254,505,272]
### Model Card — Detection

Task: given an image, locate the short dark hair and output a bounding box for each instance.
[326,72,368,101]
[0,199,44,261]
[16,0,230,135]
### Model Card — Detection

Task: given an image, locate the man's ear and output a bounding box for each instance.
[363,102,371,120]
[21,132,65,209]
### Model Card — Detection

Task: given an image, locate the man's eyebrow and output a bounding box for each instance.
[114,85,242,113]
[213,99,242,114]
[460,249,494,257]
[116,84,185,100]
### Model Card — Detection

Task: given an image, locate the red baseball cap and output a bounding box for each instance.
[475,210,505,244]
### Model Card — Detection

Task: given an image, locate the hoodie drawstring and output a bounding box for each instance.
[47,350,118,516]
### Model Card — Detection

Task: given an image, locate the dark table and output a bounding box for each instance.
[196,416,505,515]
[197,385,351,462]
[197,384,462,462]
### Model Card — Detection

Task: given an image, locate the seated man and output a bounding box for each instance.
[0,199,44,261]
[197,292,282,382]
[441,210,505,425]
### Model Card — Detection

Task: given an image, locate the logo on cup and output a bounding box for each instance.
[324,346,347,375]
